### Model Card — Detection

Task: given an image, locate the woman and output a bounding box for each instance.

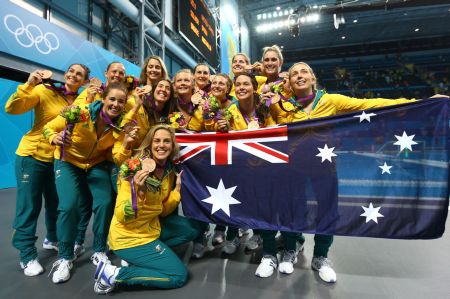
[139,55,169,86]
[43,83,130,283]
[93,125,187,294]
[5,64,89,276]
[260,61,420,283]
[172,69,204,131]
[229,53,266,98]
[193,63,211,95]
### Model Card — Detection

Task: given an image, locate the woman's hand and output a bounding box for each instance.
[52,130,72,146]
[123,126,140,149]
[86,84,99,102]
[134,169,150,198]
[27,70,44,87]
[175,170,183,192]
[217,119,229,132]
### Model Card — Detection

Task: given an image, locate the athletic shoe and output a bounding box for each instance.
[73,243,85,259]
[20,259,44,276]
[212,230,225,246]
[42,238,58,251]
[222,237,240,254]
[255,255,278,278]
[90,252,110,267]
[94,261,119,294]
[50,258,73,283]
[278,250,298,274]
[238,228,250,237]
[120,260,129,267]
[245,234,263,251]
[311,256,337,283]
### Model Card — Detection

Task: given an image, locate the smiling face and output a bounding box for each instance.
[102,88,127,119]
[210,75,230,100]
[289,63,316,97]
[146,58,163,83]
[151,128,174,165]
[194,65,210,89]
[263,50,282,79]
[173,71,193,98]
[104,63,125,85]
[153,80,172,104]
[64,64,88,91]
[231,54,249,76]
[234,75,255,103]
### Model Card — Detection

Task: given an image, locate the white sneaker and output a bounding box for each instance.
[73,243,85,259]
[222,237,240,254]
[212,230,225,246]
[51,258,73,283]
[255,255,278,278]
[311,256,337,283]
[43,238,58,251]
[279,250,298,274]
[192,242,207,259]
[90,252,110,267]
[238,228,250,237]
[20,259,44,276]
[94,260,119,294]
[120,260,129,267]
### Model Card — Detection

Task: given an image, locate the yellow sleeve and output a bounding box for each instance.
[4,83,40,114]
[73,89,89,105]
[112,134,133,166]
[160,189,181,217]
[330,94,415,112]
[114,178,141,223]
[204,118,218,131]
[187,107,204,131]
[43,115,66,145]
[270,101,294,124]
[256,76,268,94]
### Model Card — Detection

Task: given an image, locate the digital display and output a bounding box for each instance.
[179,0,218,67]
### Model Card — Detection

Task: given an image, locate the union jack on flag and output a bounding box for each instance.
[176,126,289,165]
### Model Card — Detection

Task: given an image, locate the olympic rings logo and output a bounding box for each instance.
[3,14,59,55]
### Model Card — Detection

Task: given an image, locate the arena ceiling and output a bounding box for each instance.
[238,0,450,62]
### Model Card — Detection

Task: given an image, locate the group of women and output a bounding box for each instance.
[6,44,444,294]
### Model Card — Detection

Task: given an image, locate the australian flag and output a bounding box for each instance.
[177,98,449,239]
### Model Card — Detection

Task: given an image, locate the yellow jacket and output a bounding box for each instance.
[43,101,126,169]
[186,106,205,132]
[4,83,70,162]
[272,90,415,123]
[108,167,180,250]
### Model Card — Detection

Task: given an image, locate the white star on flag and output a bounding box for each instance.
[316,144,337,163]
[201,179,241,217]
[379,162,392,174]
[360,203,384,223]
[354,111,377,123]
[394,131,418,152]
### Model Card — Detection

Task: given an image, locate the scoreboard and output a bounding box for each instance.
[178,0,218,67]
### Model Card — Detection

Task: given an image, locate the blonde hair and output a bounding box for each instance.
[288,62,318,91]
[261,45,283,64]
[140,55,169,84]
[134,125,179,162]
[173,69,193,83]
[232,53,250,65]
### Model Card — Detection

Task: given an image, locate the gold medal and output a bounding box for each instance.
[191,93,202,105]
[142,158,156,172]
[140,84,152,94]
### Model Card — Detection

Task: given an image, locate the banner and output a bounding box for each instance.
[179,99,449,239]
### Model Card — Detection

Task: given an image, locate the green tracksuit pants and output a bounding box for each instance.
[12,155,58,264]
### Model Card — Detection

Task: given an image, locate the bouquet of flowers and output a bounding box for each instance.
[260,80,285,108]
[119,157,142,179]
[168,112,187,129]
[125,75,140,92]
[202,95,232,122]
[59,105,88,159]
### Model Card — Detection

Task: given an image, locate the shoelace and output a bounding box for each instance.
[47,259,69,277]
[282,250,297,263]
[315,257,332,268]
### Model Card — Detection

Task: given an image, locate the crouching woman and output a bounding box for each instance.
[93,124,187,294]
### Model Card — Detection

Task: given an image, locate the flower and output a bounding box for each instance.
[124,75,140,91]
[119,158,142,178]
[168,112,187,130]
[60,105,88,130]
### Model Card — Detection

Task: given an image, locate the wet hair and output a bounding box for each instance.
[193,63,210,74]
[213,73,233,94]
[67,63,90,80]
[134,124,179,162]
[261,45,284,67]
[232,53,250,65]
[234,73,258,90]
[144,79,176,126]
[106,61,124,71]
[102,82,128,98]
[173,69,193,83]
[140,55,169,84]
[288,62,317,91]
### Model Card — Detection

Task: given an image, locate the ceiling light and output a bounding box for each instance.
[341,36,346,39]
[289,8,294,14]
[273,11,277,17]
[284,10,289,15]
[262,13,267,19]
[280,45,284,49]
[278,32,282,35]
[268,14,272,19]
[279,11,283,17]
[415,28,420,32]
[276,6,280,11]
[257,14,261,20]
[353,19,358,23]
